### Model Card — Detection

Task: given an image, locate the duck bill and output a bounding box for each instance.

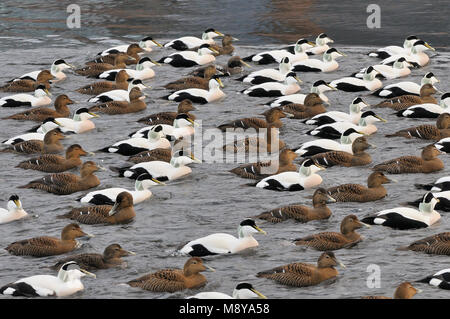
[13,200,21,208]
[215,31,225,37]
[359,221,371,228]
[338,51,347,57]
[81,231,95,238]
[251,289,268,299]
[204,264,216,272]
[376,116,387,122]
[240,60,252,68]
[295,76,303,84]
[88,112,99,118]
[108,202,120,216]
[152,40,163,48]
[151,60,161,66]
[80,269,96,278]
[151,178,166,186]
[254,226,267,235]
[326,83,338,91]
[190,155,202,163]
[326,194,337,203]
[188,118,200,127]
[368,143,377,149]
[314,162,326,170]
[387,177,398,183]
[307,41,316,47]
[425,43,435,51]
[123,249,136,256]
[216,78,224,88]
[44,89,52,96]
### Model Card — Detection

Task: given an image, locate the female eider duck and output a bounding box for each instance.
[386,113,450,140]
[163,65,218,91]
[208,34,238,56]
[75,69,129,95]
[254,187,335,223]
[0,70,54,92]
[223,125,285,154]
[137,100,196,126]
[158,44,218,67]
[18,161,101,195]
[327,171,393,202]
[278,93,326,119]
[330,66,382,92]
[88,87,146,115]
[368,35,419,59]
[88,43,144,66]
[254,158,325,191]
[52,244,135,271]
[373,72,439,98]
[396,92,450,118]
[16,144,91,173]
[0,85,51,107]
[98,37,163,56]
[237,57,292,84]
[177,219,266,257]
[373,144,444,174]
[305,97,369,126]
[355,57,412,80]
[55,108,99,134]
[242,72,301,97]
[361,192,440,229]
[187,282,267,299]
[99,57,159,81]
[167,75,224,104]
[216,56,251,76]
[87,79,148,103]
[164,28,224,50]
[75,53,133,77]
[362,282,420,299]
[10,59,74,83]
[293,214,370,251]
[0,127,65,155]
[0,261,95,297]
[127,257,215,293]
[291,48,345,73]
[59,191,135,225]
[99,125,170,156]
[5,223,93,257]
[398,232,450,255]
[417,269,450,290]
[218,107,288,131]
[374,84,439,111]
[3,94,73,121]
[78,173,164,205]
[380,40,435,67]
[1,118,60,145]
[127,148,173,164]
[256,251,345,287]
[0,195,28,224]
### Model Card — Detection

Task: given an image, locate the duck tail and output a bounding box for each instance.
[414,183,432,191]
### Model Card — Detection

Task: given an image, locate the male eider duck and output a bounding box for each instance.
[415,176,450,192]
[18,161,101,195]
[0,127,65,155]
[5,223,93,257]
[55,108,99,134]
[127,257,215,293]
[254,188,335,223]
[237,57,292,84]
[373,144,444,174]
[0,195,28,224]
[10,59,74,83]
[362,282,420,299]
[158,44,218,67]
[88,87,146,115]
[407,191,450,212]
[98,37,163,56]
[327,171,393,202]
[87,79,148,103]
[130,114,196,141]
[177,219,266,257]
[0,70,54,92]
[293,214,370,251]
[374,83,439,111]
[218,107,288,131]
[137,100,196,126]
[256,251,345,287]
[305,97,369,126]
[0,261,95,297]
[368,35,419,59]
[163,65,218,91]
[166,75,225,104]
[355,57,412,80]
[241,72,301,97]
[164,28,224,50]
[75,69,129,95]
[417,269,450,290]
[380,40,435,67]
[0,85,51,107]
[330,66,382,92]
[386,113,450,140]
[361,192,440,229]
[187,282,267,299]
[98,57,159,81]
[396,92,450,118]
[1,117,60,145]
[372,72,439,98]
[291,48,345,73]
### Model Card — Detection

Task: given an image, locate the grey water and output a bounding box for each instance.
[0,0,449,299]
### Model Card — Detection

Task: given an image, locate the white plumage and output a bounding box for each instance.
[12,59,73,82]
[98,37,162,56]
[0,85,51,107]
[168,76,225,104]
[240,57,292,84]
[129,114,196,140]
[242,72,301,97]
[87,79,148,103]
[291,48,345,73]
[373,72,439,98]
[159,44,218,67]
[368,35,419,59]
[397,93,450,118]
[187,283,267,299]
[330,67,382,92]
[245,39,315,64]
[266,80,336,106]
[380,40,435,67]
[98,57,159,81]
[305,97,369,126]
[0,195,27,224]
[164,29,224,50]
[55,108,98,134]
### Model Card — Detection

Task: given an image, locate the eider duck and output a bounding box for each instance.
[177,219,266,256]
[330,66,382,92]
[373,83,439,111]
[16,144,91,173]
[241,72,301,97]
[0,85,51,107]
[362,282,420,299]
[237,57,292,84]
[293,214,370,251]
[166,75,225,104]
[2,118,60,145]
[305,33,335,55]
[361,192,440,229]
[163,65,218,91]
[78,173,164,205]
[187,282,267,299]
[254,187,335,223]
[137,99,196,126]
[372,144,444,174]
[355,57,412,80]
[230,148,298,180]
[208,34,237,56]
[74,53,133,77]
[368,35,419,59]
[59,191,135,225]
[3,94,73,121]
[222,125,285,154]
[305,97,369,126]
[216,56,251,76]
[0,194,28,224]
[218,107,288,131]
[372,72,439,98]
[0,127,65,155]
[397,232,450,255]
[5,223,93,257]
[127,148,173,164]
[256,251,345,287]
[0,70,54,92]
[380,40,435,67]
[98,57,159,81]
[18,161,101,195]
[131,115,196,142]
[51,244,135,271]
[417,269,450,290]
[291,48,345,73]
[158,44,218,67]
[55,108,99,134]
[127,257,215,293]
[385,113,450,140]
[327,171,393,202]
[435,136,450,154]
[75,69,129,95]
[407,191,450,212]
[87,79,148,103]
[415,176,450,192]
[0,261,95,297]
[88,43,144,66]
[10,59,74,83]
[88,87,146,115]
[98,37,163,56]
[396,92,450,118]
[254,158,325,191]
[164,28,224,50]
[278,93,326,119]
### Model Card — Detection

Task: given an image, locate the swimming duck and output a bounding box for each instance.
[166,75,225,104]
[291,48,345,73]
[256,251,345,287]
[178,219,266,256]
[327,171,393,202]
[98,57,160,81]
[254,188,335,223]
[242,72,302,97]
[380,40,435,67]
[417,269,450,290]
[435,135,450,153]
[293,214,370,250]
[164,28,224,50]
[372,72,439,98]
[278,93,326,119]
[16,144,90,173]
[237,57,292,84]
[2,118,60,145]
[87,79,148,103]
[305,33,335,55]
[127,257,215,293]
[78,173,163,205]
[396,92,450,118]
[207,34,237,56]
[75,70,129,95]
[361,192,440,229]
[55,108,99,134]
[0,70,54,92]
[355,57,412,80]
[164,65,218,91]
[18,161,101,195]
[98,37,162,56]
[0,195,28,224]
[374,84,439,111]
[137,100,196,126]
[307,111,385,139]
[0,261,95,297]
[218,107,288,131]
[0,85,51,107]
[294,128,363,157]
[368,35,419,59]
[305,97,369,126]
[330,66,382,92]
[127,148,173,164]
[373,144,444,174]
[386,113,450,140]
[222,125,285,154]
[0,127,65,154]
[52,244,135,271]
[187,282,267,299]
[415,176,450,192]
[216,56,251,76]
[230,148,298,180]
[362,282,420,299]
[59,191,135,225]
[10,59,74,83]
[254,158,325,191]
[158,44,218,67]
[397,232,450,255]
[88,87,146,115]
[5,223,93,257]
[129,114,196,141]
[88,43,143,66]
[310,136,373,168]
[75,53,133,77]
